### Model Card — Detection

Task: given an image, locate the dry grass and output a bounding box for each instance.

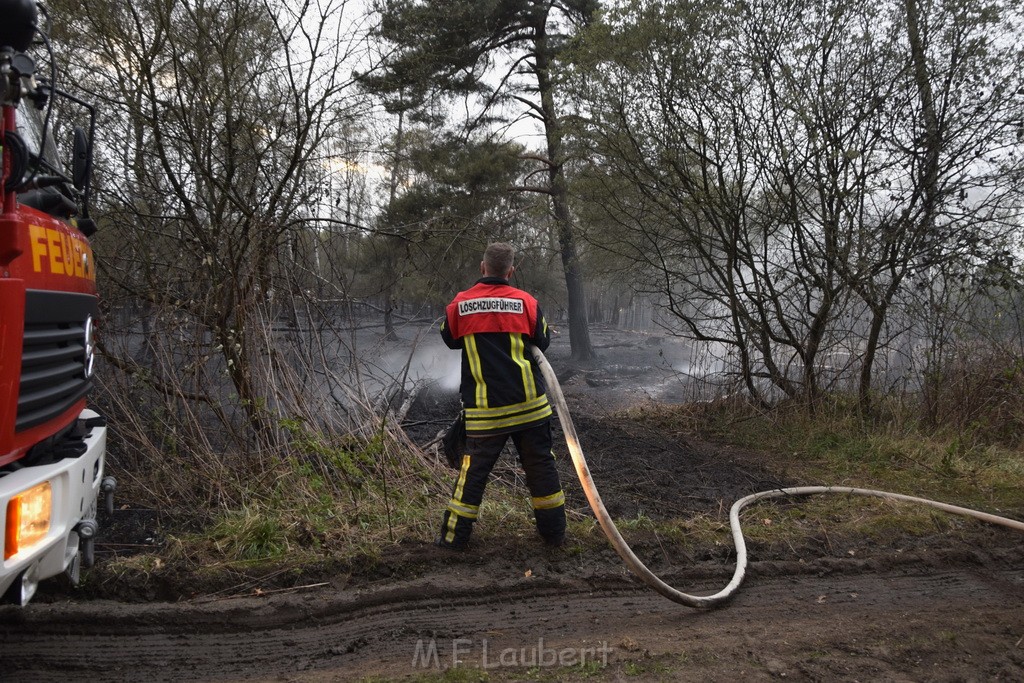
[622,394,1024,552]
[90,293,1024,583]
[90,298,458,576]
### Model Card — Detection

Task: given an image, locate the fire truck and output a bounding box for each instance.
[1,0,114,605]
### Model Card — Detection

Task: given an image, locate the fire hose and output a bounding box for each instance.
[529,347,1024,609]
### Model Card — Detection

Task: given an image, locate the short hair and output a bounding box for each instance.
[483,242,515,276]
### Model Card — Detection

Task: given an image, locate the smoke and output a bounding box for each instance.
[380,337,461,392]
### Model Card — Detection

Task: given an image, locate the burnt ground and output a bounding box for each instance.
[2,326,1024,681]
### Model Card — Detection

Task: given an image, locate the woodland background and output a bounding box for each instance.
[36,0,1024,530]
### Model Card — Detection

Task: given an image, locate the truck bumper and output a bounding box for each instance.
[0,409,107,604]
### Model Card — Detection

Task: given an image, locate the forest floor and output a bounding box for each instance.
[2,326,1023,681]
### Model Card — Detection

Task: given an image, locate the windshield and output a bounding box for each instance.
[14,98,81,219]
[16,99,62,172]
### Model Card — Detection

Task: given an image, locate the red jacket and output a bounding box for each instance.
[441,277,551,435]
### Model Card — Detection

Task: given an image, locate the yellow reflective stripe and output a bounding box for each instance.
[532,491,565,510]
[465,395,549,419]
[466,405,552,432]
[511,334,536,400]
[444,511,458,543]
[465,334,487,408]
[453,454,470,501]
[447,500,480,518]
[449,499,479,512]
[445,455,472,543]
[542,316,548,336]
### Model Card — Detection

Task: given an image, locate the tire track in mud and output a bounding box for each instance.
[3,565,1023,681]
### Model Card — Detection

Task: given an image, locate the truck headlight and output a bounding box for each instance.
[4,482,52,560]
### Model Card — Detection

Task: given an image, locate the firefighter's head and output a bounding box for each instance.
[0,0,38,52]
[481,242,515,279]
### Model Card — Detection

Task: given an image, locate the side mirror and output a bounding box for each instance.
[72,126,89,191]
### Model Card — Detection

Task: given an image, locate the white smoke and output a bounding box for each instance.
[380,337,461,392]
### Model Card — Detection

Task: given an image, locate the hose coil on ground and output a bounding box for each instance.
[531,347,1024,609]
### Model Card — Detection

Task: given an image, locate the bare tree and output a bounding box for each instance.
[569,0,1024,409]
[52,0,373,446]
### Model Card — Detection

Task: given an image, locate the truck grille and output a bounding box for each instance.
[16,290,98,432]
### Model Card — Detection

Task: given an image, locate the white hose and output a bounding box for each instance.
[531,347,1024,609]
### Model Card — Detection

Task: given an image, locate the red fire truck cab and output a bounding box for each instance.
[0,0,113,605]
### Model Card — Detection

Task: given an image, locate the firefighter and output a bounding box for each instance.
[437,242,566,549]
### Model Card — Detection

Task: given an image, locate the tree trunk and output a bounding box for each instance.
[853,0,943,415]
[534,12,594,361]
[858,302,886,416]
[382,108,406,343]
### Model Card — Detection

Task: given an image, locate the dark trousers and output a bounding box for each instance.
[439,421,566,547]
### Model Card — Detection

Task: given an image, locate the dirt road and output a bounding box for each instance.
[3,552,1023,681]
